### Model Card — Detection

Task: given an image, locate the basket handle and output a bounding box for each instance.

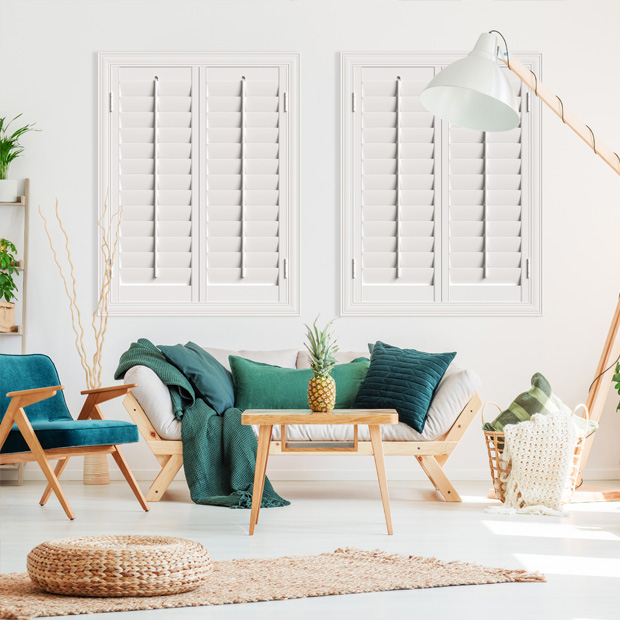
[481,401,503,424]
[572,403,590,436]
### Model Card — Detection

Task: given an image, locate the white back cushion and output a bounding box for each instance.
[204,347,299,371]
[296,351,369,369]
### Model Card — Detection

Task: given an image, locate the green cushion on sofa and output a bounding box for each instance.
[160,342,234,414]
[483,372,599,435]
[353,341,456,433]
[229,356,370,410]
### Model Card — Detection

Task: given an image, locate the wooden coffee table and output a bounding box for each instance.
[241,409,399,535]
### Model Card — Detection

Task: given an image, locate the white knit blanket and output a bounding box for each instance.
[488,412,578,516]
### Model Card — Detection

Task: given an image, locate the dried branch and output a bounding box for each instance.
[39,194,122,389]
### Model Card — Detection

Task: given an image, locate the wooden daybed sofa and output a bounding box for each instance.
[122,347,482,503]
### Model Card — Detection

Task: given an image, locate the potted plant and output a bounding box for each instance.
[0,238,19,332]
[0,114,37,202]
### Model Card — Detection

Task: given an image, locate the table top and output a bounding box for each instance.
[241,409,399,426]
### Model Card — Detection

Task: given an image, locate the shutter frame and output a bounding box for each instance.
[341,52,541,316]
[99,53,299,316]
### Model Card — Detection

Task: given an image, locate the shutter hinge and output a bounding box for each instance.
[352,92,357,113]
[109,92,113,113]
[352,258,357,279]
[526,258,531,279]
[526,91,531,113]
[283,92,288,113]
[283,258,288,279]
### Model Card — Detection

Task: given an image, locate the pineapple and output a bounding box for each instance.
[305,317,339,412]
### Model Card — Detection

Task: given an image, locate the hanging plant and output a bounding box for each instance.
[0,238,19,303]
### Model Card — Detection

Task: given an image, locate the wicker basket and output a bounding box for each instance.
[27,535,212,597]
[483,402,589,504]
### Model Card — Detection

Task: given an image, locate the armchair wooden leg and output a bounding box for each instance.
[417,455,461,502]
[12,410,75,519]
[111,446,149,512]
[40,457,70,506]
[146,455,183,502]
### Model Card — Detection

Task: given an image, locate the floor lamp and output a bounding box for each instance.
[421,31,620,499]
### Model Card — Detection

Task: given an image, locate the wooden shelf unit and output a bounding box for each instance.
[0,179,30,486]
[0,178,29,352]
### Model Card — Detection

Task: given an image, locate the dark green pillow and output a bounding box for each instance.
[353,341,456,433]
[159,342,234,414]
[229,356,370,410]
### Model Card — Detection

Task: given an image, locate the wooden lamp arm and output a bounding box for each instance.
[502,54,620,177]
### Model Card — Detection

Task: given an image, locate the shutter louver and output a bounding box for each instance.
[205,66,288,304]
[448,70,528,304]
[113,66,196,303]
[355,65,439,305]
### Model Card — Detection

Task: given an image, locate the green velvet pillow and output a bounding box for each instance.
[159,342,234,414]
[353,341,456,433]
[229,356,370,410]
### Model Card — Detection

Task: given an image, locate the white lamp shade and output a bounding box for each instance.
[420,33,520,132]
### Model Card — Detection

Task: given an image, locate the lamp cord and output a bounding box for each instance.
[489,28,604,164]
[488,29,511,69]
[588,353,620,394]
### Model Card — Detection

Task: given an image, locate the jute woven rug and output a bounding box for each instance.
[0,547,545,620]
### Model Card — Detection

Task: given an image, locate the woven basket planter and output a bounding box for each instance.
[483,402,587,504]
[27,535,212,597]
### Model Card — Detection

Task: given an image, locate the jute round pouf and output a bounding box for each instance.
[27,535,212,597]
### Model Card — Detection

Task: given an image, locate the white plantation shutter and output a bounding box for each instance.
[205,66,288,304]
[111,66,197,304]
[353,65,440,306]
[448,69,529,304]
[342,53,540,315]
[100,54,298,315]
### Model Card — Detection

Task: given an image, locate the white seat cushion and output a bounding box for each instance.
[127,350,481,443]
[125,365,182,440]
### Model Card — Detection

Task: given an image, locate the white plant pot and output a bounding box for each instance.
[0,180,18,203]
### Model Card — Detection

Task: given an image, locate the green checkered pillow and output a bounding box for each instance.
[484,373,571,432]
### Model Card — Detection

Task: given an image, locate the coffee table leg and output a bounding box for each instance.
[255,425,273,525]
[368,425,393,535]
[249,425,272,535]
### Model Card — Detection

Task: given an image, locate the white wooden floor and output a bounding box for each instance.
[1,479,620,620]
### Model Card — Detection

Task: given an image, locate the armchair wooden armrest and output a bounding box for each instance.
[80,384,137,396]
[6,385,64,408]
[78,384,138,420]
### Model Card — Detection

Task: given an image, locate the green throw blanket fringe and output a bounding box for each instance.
[115,338,289,510]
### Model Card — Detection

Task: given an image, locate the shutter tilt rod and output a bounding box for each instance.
[153,75,159,279]
[240,76,246,279]
[395,76,402,279]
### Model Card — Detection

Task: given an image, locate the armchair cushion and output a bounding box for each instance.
[0,354,72,423]
[1,419,139,454]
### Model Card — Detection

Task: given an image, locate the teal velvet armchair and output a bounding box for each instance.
[0,354,149,519]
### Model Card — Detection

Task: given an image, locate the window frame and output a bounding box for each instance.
[98,52,300,316]
[340,52,542,316]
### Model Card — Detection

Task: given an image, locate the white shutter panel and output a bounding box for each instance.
[352,65,439,307]
[448,69,529,304]
[205,66,288,304]
[111,66,197,303]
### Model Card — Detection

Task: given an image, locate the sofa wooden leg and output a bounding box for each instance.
[417,455,461,502]
[146,455,183,502]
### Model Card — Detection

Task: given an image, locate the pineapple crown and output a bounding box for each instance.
[304,316,339,377]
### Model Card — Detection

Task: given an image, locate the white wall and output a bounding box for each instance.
[2,0,620,483]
